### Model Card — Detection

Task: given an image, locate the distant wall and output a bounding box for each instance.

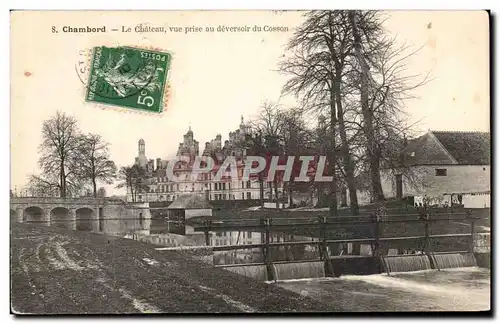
[210,199,261,210]
[101,201,150,235]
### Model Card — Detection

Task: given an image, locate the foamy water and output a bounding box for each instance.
[278,267,490,311]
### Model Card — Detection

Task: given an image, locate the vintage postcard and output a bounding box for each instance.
[10,10,491,315]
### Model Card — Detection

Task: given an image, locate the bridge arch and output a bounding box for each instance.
[75,208,94,231]
[24,206,44,224]
[50,207,72,229]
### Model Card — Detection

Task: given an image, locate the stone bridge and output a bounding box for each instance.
[10,197,151,235]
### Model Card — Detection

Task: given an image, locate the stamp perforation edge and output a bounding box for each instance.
[83,45,173,116]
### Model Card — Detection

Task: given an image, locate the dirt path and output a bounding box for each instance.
[10,223,329,314]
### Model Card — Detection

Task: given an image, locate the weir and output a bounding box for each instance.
[224,264,268,281]
[433,252,477,269]
[382,255,432,273]
[273,261,325,281]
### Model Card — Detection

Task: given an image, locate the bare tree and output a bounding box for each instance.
[76,133,117,197]
[280,11,356,216]
[25,173,89,197]
[280,107,315,207]
[116,165,149,202]
[249,101,287,209]
[244,130,266,207]
[37,111,82,197]
[281,10,429,210]
[348,10,385,203]
[346,11,430,203]
[26,174,59,197]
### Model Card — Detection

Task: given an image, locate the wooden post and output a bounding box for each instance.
[264,216,274,281]
[373,213,381,257]
[422,212,438,270]
[204,219,211,246]
[259,217,266,262]
[320,216,334,276]
[266,217,272,263]
[423,214,430,253]
[468,211,475,253]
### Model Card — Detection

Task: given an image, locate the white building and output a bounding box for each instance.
[378,130,490,207]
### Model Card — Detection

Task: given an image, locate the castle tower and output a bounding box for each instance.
[136,139,148,167]
[139,139,145,155]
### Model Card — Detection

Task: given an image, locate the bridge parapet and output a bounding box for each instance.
[10,197,106,207]
[10,197,151,236]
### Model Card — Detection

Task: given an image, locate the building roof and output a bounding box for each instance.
[166,194,212,210]
[406,131,490,166]
[432,131,490,165]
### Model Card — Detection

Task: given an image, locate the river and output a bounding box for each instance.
[276,267,490,311]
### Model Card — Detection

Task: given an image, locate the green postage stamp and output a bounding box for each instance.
[85,46,171,113]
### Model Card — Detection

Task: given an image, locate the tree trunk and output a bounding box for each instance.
[349,11,384,203]
[129,179,135,202]
[92,179,97,198]
[334,76,359,215]
[329,91,338,217]
[259,177,264,208]
[60,160,66,198]
[274,180,279,209]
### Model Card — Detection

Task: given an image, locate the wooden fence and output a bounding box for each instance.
[194,210,482,279]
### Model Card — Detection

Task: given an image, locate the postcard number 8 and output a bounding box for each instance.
[137,90,154,107]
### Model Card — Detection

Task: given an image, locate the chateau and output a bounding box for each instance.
[128,117,284,203]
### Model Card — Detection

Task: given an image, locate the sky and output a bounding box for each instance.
[10,10,490,194]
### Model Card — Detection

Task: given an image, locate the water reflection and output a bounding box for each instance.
[207,230,446,268]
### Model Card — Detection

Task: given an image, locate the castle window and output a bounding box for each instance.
[435,169,447,176]
[246,181,251,189]
[246,192,251,200]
